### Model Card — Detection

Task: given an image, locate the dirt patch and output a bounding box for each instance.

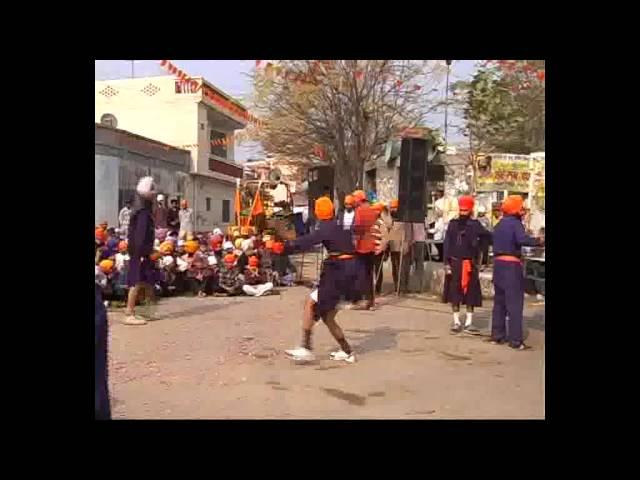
[272,386,289,391]
[440,351,472,361]
[315,365,343,371]
[322,388,367,406]
[367,391,386,398]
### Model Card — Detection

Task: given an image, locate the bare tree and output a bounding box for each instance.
[249,60,447,201]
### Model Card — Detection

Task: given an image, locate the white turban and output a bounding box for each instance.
[213,228,223,236]
[223,241,234,251]
[136,176,156,199]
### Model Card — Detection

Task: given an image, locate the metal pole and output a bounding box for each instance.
[444,60,452,147]
[131,60,135,79]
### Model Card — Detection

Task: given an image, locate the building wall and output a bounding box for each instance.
[96,77,199,168]
[95,153,120,226]
[187,176,236,231]
[95,125,190,226]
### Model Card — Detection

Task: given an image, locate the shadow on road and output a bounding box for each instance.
[152,300,237,321]
[346,326,403,354]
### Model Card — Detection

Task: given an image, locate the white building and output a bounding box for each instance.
[95,75,249,230]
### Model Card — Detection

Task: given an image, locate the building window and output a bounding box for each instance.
[210,130,227,159]
[206,197,211,211]
[222,199,230,223]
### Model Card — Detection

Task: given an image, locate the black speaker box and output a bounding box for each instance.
[308,166,334,216]
[397,138,429,223]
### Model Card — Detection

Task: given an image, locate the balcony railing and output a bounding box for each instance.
[209,156,243,179]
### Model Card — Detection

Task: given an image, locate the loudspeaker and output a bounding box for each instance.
[308,166,334,217]
[426,164,445,182]
[397,138,429,223]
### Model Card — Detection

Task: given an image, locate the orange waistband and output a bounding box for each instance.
[495,255,522,263]
[329,254,355,260]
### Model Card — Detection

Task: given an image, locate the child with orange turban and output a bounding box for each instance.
[443,195,492,335]
[283,197,361,364]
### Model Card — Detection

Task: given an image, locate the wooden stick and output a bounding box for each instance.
[396,237,405,297]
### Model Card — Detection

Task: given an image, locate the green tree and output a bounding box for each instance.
[452,60,545,155]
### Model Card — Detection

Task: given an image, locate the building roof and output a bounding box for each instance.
[96,75,248,114]
[95,123,189,153]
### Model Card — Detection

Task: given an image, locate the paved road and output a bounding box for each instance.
[107,279,545,419]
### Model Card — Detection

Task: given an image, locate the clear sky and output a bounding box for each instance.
[95,60,479,160]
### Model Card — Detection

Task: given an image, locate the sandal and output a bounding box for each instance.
[484,337,506,345]
[509,343,532,351]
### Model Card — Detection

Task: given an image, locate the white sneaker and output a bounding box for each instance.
[329,350,357,363]
[284,347,315,362]
[123,315,147,326]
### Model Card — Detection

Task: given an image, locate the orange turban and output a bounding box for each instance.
[458,195,475,212]
[501,195,524,215]
[224,253,236,265]
[184,240,199,254]
[272,242,285,254]
[249,255,260,267]
[118,240,128,253]
[352,190,367,203]
[159,241,174,255]
[99,259,114,274]
[95,229,107,243]
[372,202,385,213]
[344,195,355,207]
[390,199,399,210]
[314,197,334,220]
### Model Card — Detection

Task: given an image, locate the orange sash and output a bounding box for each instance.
[461,259,473,294]
[495,255,522,263]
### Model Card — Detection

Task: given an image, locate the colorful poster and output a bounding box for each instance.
[476,154,531,193]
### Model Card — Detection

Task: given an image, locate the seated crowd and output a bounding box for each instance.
[94,223,298,303]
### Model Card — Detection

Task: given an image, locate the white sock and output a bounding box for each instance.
[453,312,461,326]
[465,312,473,327]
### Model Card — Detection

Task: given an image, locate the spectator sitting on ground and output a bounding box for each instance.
[98,259,115,301]
[95,228,108,263]
[217,253,244,296]
[113,240,130,299]
[210,233,223,263]
[182,239,214,297]
[156,241,178,295]
[271,241,295,286]
[242,255,274,296]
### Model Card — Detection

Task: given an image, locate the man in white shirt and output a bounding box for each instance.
[118,200,132,238]
[341,194,356,229]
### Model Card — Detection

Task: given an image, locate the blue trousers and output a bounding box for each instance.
[492,261,525,346]
[95,285,111,420]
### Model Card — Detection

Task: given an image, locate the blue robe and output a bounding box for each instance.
[127,200,155,287]
[491,215,541,345]
[284,218,362,316]
[95,284,111,419]
[443,216,492,306]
